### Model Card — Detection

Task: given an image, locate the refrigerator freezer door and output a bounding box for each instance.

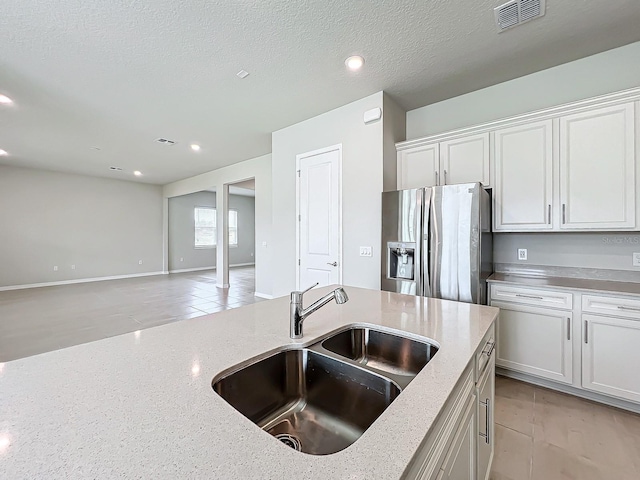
[430,183,482,303]
[381,189,423,295]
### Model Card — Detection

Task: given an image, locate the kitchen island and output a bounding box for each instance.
[0,286,498,479]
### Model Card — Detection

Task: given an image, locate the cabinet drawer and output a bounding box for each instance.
[476,324,496,378]
[490,284,572,310]
[582,294,640,320]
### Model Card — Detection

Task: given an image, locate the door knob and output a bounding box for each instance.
[327,261,338,267]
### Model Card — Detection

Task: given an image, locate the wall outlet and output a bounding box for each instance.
[262,241,267,247]
[250,252,254,257]
[518,248,528,261]
[53,266,58,271]
[633,253,640,267]
[359,246,373,257]
[71,265,76,270]
[138,260,143,265]
[180,257,184,262]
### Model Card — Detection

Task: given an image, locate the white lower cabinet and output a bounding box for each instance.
[407,327,496,480]
[439,397,476,480]
[492,301,573,384]
[476,359,495,480]
[582,313,640,403]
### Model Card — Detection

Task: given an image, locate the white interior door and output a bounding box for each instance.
[297,146,341,289]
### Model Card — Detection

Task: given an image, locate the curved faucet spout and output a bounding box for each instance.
[290,286,349,339]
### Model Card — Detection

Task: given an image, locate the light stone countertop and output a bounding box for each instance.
[488,272,640,297]
[0,286,498,480]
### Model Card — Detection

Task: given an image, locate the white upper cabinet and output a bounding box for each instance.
[398,143,439,189]
[559,103,636,230]
[440,133,491,187]
[494,120,554,231]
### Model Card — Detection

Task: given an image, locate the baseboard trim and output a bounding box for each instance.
[254,292,274,300]
[0,271,165,292]
[496,367,640,414]
[168,263,255,274]
[168,267,215,274]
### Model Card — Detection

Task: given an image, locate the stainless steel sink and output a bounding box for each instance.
[212,348,400,455]
[321,326,439,377]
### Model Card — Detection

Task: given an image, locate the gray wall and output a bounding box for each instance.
[168,191,255,271]
[406,41,640,139]
[495,233,640,272]
[0,165,163,288]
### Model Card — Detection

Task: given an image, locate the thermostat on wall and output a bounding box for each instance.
[363,107,382,124]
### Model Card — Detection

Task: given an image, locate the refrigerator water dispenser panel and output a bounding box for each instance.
[387,242,416,281]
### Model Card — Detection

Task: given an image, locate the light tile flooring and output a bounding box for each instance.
[492,375,640,480]
[0,267,262,362]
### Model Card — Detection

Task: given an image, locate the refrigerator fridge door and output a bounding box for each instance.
[430,183,483,303]
[381,189,423,295]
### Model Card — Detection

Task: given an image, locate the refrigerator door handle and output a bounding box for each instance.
[422,188,431,297]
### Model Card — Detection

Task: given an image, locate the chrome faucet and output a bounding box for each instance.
[290,283,349,339]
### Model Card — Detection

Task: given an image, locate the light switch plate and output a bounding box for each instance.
[518,248,528,261]
[633,253,640,267]
[360,246,373,257]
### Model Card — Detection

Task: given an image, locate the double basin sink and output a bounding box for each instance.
[212,325,439,455]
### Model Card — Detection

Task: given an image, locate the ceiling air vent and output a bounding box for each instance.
[494,0,545,32]
[155,138,176,145]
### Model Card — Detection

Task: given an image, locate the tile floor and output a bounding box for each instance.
[491,375,640,480]
[0,267,263,362]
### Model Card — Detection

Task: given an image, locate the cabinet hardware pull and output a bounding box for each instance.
[444,169,447,185]
[567,318,571,341]
[584,320,588,344]
[479,398,490,445]
[515,293,544,300]
[482,341,495,357]
[617,305,640,312]
[435,171,439,185]
[548,204,551,224]
[562,204,566,224]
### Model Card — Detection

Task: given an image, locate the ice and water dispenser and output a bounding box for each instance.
[386,242,416,281]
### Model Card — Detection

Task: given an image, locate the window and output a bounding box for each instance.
[193,207,238,247]
[194,207,216,247]
[229,210,238,246]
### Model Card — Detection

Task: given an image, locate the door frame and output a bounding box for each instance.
[295,144,343,290]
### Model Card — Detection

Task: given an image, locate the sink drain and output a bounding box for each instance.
[275,433,302,452]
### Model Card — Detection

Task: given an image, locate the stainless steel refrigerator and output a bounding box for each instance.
[381,182,492,305]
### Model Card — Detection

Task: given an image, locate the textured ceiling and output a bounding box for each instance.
[1,1,639,185]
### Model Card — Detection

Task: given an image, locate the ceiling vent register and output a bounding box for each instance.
[155,138,176,145]
[494,0,545,32]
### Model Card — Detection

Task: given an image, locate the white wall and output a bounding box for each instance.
[406,41,640,139]
[168,191,255,271]
[271,92,386,297]
[383,93,406,192]
[0,165,163,288]
[163,154,271,296]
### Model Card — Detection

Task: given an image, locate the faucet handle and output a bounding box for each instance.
[301,282,319,295]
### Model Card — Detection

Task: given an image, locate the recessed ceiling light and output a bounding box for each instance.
[236,70,250,79]
[0,95,13,105]
[190,144,201,152]
[134,171,143,176]
[345,55,365,71]
[0,149,8,156]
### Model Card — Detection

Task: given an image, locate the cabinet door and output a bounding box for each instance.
[398,144,439,189]
[493,120,553,231]
[440,133,490,187]
[492,301,573,384]
[477,359,495,480]
[559,103,636,230]
[440,397,476,480]
[582,314,640,403]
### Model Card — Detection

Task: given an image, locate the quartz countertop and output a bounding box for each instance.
[0,286,498,479]
[488,272,640,297]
